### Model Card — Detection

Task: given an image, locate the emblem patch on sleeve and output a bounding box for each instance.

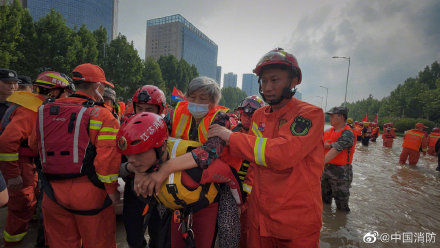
[290,116,312,136]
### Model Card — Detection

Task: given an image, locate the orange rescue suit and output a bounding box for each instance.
[382,128,396,147]
[0,95,43,245]
[229,98,324,246]
[29,92,121,248]
[402,129,428,152]
[428,132,440,155]
[324,124,356,165]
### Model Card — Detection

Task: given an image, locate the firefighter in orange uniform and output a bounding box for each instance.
[353,121,362,141]
[0,71,73,246]
[399,123,429,166]
[370,123,380,142]
[322,107,356,211]
[427,128,440,156]
[29,64,121,248]
[208,48,324,247]
[382,123,396,147]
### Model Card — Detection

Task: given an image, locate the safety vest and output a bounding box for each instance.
[324,124,356,165]
[155,138,218,210]
[354,125,362,137]
[402,129,425,151]
[171,101,229,143]
[428,132,440,148]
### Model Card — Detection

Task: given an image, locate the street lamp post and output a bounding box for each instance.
[332,56,351,106]
[315,96,324,109]
[319,85,328,112]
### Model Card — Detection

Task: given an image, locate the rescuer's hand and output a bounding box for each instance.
[324,141,332,149]
[208,124,232,144]
[7,176,23,190]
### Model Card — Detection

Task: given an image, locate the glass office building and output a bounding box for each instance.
[146,14,218,79]
[25,0,117,40]
[223,72,237,88]
[242,73,259,96]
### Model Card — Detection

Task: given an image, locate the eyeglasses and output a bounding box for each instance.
[240,98,263,110]
[138,91,151,103]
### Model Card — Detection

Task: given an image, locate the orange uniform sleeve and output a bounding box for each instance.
[89,106,121,194]
[0,107,36,180]
[229,108,324,171]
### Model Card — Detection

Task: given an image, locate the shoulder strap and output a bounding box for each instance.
[0,104,19,135]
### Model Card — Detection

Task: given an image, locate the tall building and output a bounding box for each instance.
[145,14,218,79]
[242,73,259,96]
[22,0,117,41]
[223,72,237,88]
[216,66,222,85]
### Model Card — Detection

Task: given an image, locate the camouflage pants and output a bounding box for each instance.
[321,164,353,210]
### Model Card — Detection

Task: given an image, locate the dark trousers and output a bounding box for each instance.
[123,178,148,248]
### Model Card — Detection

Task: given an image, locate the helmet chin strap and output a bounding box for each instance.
[259,81,297,105]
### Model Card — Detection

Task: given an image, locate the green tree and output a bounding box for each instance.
[142,56,165,92]
[158,55,179,95]
[102,34,143,99]
[93,26,108,67]
[219,87,247,109]
[0,0,23,68]
[33,9,74,73]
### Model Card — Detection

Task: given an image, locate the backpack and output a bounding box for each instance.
[37,95,112,215]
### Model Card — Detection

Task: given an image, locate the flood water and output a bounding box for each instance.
[1,137,440,247]
[320,136,440,247]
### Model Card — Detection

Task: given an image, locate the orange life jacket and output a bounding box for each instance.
[171,101,228,143]
[354,125,362,137]
[324,124,356,165]
[428,132,440,148]
[402,129,425,151]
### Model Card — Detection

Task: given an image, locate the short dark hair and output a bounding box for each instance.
[73,80,94,90]
[259,64,299,80]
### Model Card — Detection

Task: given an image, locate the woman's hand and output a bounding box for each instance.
[134,165,171,197]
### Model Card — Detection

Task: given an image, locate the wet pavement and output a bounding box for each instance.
[1,137,440,247]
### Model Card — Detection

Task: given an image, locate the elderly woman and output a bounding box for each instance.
[134,76,241,248]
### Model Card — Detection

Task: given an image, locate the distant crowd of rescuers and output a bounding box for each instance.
[0,48,438,248]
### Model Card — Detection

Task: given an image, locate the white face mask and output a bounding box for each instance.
[94,83,104,102]
[188,102,209,119]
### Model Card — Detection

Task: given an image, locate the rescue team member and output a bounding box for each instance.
[353,121,362,141]
[0,71,73,246]
[399,123,429,166]
[347,118,354,129]
[119,85,167,248]
[427,128,440,156]
[233,95,265,248]
[435,138,440,171]
[322,107,356,212]
[0,68,19,120]
[103,87,120,120]
[208,48,324,247]
[17,75,33,92]
[370,123,380,142]
[382,123,396,147]
[29,63,121,248]
[134,77,242,248]
[361,122,371,146]
[118,113,234,248]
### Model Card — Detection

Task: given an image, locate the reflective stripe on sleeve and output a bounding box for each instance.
[0,153,19,162]
[97,135,116,140]
[100,127,119,133]
[251,122,262,137]
[253,137,267,167]
[96,173,118,183]
[89,120,103,130]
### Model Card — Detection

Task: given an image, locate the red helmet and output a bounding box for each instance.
[237,95,265,115]
[132,85,166,114]
[253,48,302,82]
[354,121,359,125]
[34,71,75,93]
[116,113,168,155]
[389,123,394,127]
[433,128,439,132]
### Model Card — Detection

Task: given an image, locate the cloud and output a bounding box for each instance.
[287,0,440,108]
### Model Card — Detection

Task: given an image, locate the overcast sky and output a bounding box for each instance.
[118,0,440,109]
